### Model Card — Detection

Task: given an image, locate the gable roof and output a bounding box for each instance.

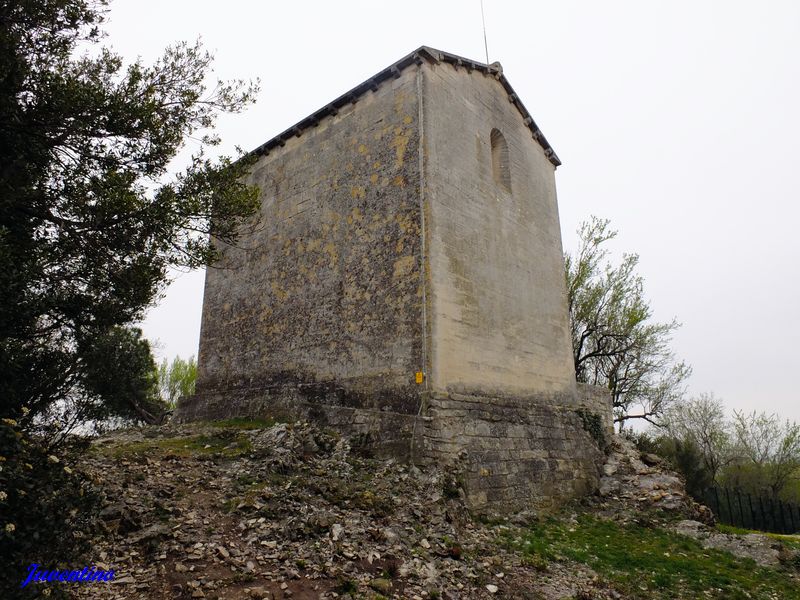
[251,46,561,167]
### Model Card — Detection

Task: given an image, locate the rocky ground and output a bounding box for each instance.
[62,419,799,600]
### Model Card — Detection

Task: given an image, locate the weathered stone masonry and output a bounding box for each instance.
[178,47,612,512]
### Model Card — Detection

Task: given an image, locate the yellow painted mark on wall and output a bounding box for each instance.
[415,371,424,384]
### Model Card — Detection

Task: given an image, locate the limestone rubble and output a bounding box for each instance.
[67,421,776,600]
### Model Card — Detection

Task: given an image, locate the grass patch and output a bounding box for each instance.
[334,576,358,594]
[716,524,800,551]
[504,515,800,599]
[715,523,754,536]
[108,431,252,459]
[209,417,280,430]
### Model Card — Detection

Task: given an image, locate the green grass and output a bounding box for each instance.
[716,524,800,551]
[209,417,280,430]
[715,523,757,536]
[107,431,252,458]
[504,515,800,599]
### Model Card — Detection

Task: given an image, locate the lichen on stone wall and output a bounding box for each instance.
[193,68,425,416]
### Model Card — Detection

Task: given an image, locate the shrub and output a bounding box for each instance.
[0,419,99,597]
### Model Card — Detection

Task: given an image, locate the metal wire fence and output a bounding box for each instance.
[703,486,800,534]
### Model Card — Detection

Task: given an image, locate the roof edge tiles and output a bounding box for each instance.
[250,46,561,167]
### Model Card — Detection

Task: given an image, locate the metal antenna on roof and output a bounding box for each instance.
[480,0,490,65]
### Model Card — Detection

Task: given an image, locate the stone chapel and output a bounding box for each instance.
[177,47,611,511]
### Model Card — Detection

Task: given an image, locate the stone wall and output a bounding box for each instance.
[178,385,610,513]
[421,60,576,397]
[193,66,426,416]
[420,391,608,512]
[178,387,422,461]
[577,383,615,440]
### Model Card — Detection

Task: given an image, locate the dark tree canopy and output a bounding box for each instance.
[0,0,260,432]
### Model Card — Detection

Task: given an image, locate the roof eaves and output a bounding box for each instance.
[250,46,560,167]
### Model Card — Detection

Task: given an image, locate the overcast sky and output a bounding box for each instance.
[103,1,800,422]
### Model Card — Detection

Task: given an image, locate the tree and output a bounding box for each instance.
[37,326,163,446]
[565,217,690,426]
[729,411,800,498]
[0,0,260,431]
[662,393,733,486]
[157,354,197,408]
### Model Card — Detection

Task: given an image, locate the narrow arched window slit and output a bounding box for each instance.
[490,128,511,193]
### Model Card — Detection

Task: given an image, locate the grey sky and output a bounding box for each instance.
[103,1,800,422]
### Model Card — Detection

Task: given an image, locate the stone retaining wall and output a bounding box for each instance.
[177,385,611,513]
[419,390,608,512]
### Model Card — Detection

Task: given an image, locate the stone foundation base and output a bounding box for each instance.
[176,384,611,513]
[176,389,422,461]
[418,388,609,512]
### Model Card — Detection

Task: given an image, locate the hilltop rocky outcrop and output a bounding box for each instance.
[61,420,795,599]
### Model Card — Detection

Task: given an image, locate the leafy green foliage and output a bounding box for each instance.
[726,411,800,499]
[0,419,100,598]
[83,326,164,421]
[661,393,732,487]
[0,0,260,431]
[156,355,197,408]
[565,217,690,426]
[504,515,800,599]
[666,438,714,499]
[635,400,800,505]
[627,431,713,500]
[104,431,252,459]
[575,408,609,452]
